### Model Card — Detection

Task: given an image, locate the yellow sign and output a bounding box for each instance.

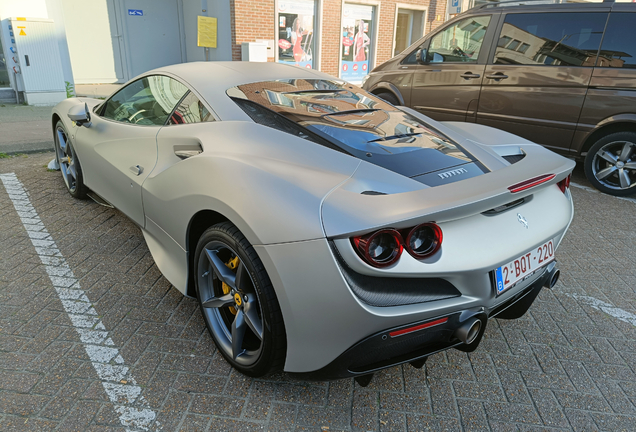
[197,16,217,48]
[19,29,26,36]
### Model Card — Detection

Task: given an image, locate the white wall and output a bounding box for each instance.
[60,0,122,84]
[45,0,74,86]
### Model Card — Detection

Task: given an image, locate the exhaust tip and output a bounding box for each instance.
[548,269,560,289]
[456,319,481,345]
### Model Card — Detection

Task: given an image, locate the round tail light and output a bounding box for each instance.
[406,223,443,259]
[352,229,403,268]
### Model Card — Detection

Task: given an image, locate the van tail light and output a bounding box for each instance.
[351,223,443,267]
[508,174,555,193]
[557,174,571,194]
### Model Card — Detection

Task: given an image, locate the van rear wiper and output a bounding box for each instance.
[368,132,422,143]
[323,108,381,117]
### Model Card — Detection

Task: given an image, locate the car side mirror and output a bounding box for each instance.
[415,48,429,65]
[68,103,92,127]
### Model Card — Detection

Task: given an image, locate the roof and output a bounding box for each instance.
[146,61,337,121]
[466,0,635,14]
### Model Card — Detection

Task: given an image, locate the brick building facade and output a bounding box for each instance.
[229,0,449,81]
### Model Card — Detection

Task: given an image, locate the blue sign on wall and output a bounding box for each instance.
[448,0,461,14]
[128,9,143,16]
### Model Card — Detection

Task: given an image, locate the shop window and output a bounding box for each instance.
[341,3,376,83]
[277,0,317,69]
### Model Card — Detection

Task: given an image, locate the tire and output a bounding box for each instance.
[375,91,399,106]
[584,131,636,197]
[194,222,286,377]
[54,120,88,199]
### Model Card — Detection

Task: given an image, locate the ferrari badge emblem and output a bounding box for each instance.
[517,213,528,229]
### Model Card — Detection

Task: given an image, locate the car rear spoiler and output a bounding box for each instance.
[321,144,575,238]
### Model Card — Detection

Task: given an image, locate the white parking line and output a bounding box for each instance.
[566,293,636,327]
[0,173,160,432]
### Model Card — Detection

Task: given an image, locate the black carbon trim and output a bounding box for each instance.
[503,154,526,164]
[328,241,461,307]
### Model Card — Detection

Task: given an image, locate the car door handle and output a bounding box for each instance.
[486,73,509,81]
[129,165,143,176]
[460,72,481,80]
[174,144,203,159]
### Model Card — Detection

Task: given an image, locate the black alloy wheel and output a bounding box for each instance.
[584,131,636,196]
[54,121,88,199]
[194,222,286,377]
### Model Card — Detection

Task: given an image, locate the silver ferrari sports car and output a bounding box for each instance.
[51,62,574,384]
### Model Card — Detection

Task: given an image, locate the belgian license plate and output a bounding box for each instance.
[494,239,555,295]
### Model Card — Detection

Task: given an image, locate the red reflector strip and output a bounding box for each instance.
[389,317,449,337]
[508,174,556,193]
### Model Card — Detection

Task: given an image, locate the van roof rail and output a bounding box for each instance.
[472,0,571,10]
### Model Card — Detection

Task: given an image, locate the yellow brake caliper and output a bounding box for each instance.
[222,256,239,315]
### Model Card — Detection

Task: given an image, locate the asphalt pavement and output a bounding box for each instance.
[0,105,54,155]
[1,128,636,430]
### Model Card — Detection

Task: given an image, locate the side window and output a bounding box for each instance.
[403,42,426,65]
[168,91,215,125]
[427,16,491,63]
[597,13,636,69]
[493,12,607,67]
[101,76,188,125]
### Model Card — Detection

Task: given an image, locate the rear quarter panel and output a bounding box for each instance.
[143,121,361,250]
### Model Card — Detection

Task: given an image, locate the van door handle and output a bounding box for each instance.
[460,72,481,80]
[486,73,509,81]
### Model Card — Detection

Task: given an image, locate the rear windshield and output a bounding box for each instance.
[227,79,471,161]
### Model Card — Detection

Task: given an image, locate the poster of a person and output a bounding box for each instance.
[278,0,315,68]
[353,19,370,62]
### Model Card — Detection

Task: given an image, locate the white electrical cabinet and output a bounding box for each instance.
[241,42,268,62]
[9,18,66,105]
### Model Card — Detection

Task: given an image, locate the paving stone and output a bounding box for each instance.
[0,416,58,431]
[57,400,102,432]
[2,150,636,431]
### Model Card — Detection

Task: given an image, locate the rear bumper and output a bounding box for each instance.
[291,263,553,381]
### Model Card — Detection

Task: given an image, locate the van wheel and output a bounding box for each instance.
[375,92,399,106]
[584,131,636,196]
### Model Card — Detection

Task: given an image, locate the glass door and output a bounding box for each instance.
[394,7,427,56]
